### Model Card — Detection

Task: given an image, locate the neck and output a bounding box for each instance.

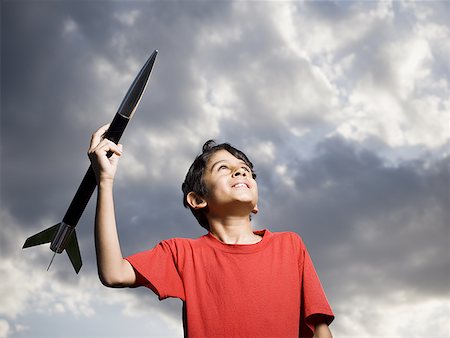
[208,215,261,245]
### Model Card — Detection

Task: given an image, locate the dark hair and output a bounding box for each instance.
[182,140,256,230]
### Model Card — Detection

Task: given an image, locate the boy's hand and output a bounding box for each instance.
[88,124,123,183]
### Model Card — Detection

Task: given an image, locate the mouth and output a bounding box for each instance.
[232,182,249,189]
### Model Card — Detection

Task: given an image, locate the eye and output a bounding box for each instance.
[242,166,251,172]
[218,165,229,171]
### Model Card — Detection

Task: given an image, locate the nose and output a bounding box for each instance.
[232,167,247,177]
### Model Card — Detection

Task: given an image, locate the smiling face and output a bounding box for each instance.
[182,140,258,230]
[201,149,258,217]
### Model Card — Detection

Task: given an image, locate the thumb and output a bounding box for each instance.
[109,144,123,165]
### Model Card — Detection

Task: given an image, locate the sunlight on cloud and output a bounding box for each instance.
[381,38,432,99]
[334,293,450,337]
[335,34,449,148]
[331,11,449,149]
[117,150,147,181]
[0,320,9,338]
[200,76,239,116]
[0,258,96,319]
[3,2,449,337]
[337,78,406,145]
[92,57,134,97]
[88,55,143,118]
[251,141,275,164]
[275,165,295,188]
[0,210,97,335]
[199,21,242,47]
[296,2,393,57]
[62,18,78,35]
[271,1,449,150]
[100,289,183,335]
[114,9,141,27]
[268,3,308,59]
[110,32,129,52]
[198,76,237,130]
[0,208,183,337]
[0,210,45,320]
[119,126,205,183]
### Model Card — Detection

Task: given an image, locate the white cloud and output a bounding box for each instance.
[333,32,449,148]
[0,320,10,338]
[333,293,450,337]
[3,1,449,337]
[0,210,97,319]
[62,18,78,35]
[264,1,450,149]
[250,141,275,164]
[0,208,183,337]
[114,9,140,27]
[382,38,432,99]
[328,7,448,148]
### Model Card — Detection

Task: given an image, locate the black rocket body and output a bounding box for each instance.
[22,50,158,273]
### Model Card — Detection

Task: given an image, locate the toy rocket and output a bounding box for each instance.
[22,50,158,274]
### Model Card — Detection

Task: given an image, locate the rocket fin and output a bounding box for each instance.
[22,223,60,248]
[65,230,82,274]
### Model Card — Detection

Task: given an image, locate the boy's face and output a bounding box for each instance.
[201,149,258,215]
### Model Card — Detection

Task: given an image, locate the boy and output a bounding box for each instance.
[88,124,334,337]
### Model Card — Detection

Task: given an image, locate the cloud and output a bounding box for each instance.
[0,207,184,337]
[1,1,449,337]
[334,295,450,337]
[254,136,449,335]
[0,320,10,338]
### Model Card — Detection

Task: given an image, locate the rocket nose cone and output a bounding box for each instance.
[117,50,158,119]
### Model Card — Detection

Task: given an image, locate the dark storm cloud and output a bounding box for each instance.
[2,2,114,225]
[2,1,449,336]
[1,0,242,284]
[255,136,449,301]
[82,134,449,324]
[1,1,232,228]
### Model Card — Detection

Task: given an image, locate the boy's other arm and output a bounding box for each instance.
[89,124,137,287]
[313,323,332,338]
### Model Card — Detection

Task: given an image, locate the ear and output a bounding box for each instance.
[186,192,207,210]
[251,204,259,214]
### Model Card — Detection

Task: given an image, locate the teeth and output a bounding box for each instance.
[234,183,247,188]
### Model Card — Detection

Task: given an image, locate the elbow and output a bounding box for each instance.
[98,274,116,288]
[97,259,135,287]
[98,271,126,288]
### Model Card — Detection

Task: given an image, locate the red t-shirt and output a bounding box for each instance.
[125,229,334,337]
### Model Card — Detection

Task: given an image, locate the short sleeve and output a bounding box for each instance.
[125,240,185,301]
[299,242,334,337]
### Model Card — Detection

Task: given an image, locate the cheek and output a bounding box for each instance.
[205,178,228,198]
[253,184,259,198]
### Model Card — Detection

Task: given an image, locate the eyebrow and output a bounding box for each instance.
[210,159,249,172]
[210,160,226,172]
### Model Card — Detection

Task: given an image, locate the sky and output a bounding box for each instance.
[1,0,449,337]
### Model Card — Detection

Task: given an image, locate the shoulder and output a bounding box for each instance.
[266,230,307,253]
[157,235,210,267]
[158,234,209,252]
[162,234,208,245]
[270,231,305,245]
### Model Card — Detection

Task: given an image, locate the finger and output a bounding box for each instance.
[89,123,110,150]
[88,139,115,160]
[109,146,123,164]
[96,139,123,157]
[107,142,123,157]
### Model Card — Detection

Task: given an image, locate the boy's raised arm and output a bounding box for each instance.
[88,124,137,287]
